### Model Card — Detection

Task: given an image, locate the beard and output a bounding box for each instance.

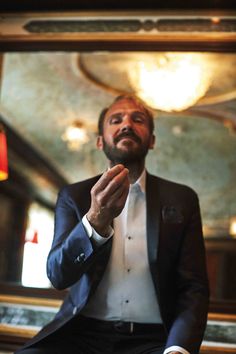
[102,135,150,165]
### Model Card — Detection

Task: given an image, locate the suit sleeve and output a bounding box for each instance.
[46,187,96,290]
[165,191,209,354]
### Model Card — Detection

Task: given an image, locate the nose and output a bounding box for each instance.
[120,116,133,132]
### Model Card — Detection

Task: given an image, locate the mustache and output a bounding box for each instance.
[114,131,141,144]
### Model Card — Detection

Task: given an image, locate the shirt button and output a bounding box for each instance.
[127,269,131,273]
[125,300,129,303]
[127,236,132,240]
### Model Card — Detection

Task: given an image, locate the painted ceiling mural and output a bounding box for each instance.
[0,52,236,238]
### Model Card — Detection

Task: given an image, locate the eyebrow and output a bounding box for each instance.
[109,111,147,118]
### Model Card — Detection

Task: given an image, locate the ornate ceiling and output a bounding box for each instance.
[0,52,236,237]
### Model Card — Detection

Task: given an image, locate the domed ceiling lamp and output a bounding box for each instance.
[75,52,236,112]
[0,125,8,181]
[128,53,212,112]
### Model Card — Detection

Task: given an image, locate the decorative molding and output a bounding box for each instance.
[23,18,236,34]
[24,19,142,33]
[0,12,236,51]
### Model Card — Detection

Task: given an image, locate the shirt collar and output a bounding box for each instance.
[131,169,146,194]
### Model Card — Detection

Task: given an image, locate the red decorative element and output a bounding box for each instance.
[0,128,8,181]
[31,230,38,244]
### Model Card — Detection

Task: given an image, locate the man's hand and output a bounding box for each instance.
[87,164,129,236]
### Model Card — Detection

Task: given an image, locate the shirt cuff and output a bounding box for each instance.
[163,346,190,354]
[82,214,114,245]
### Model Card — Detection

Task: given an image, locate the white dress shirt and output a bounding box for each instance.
[81,170,189,354]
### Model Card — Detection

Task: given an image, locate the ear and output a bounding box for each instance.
[96,135,104,150]
[149,134,155,150]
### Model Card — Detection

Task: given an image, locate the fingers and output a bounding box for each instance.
[87,165,130,231]
[91,165,129,206]
[112,182,130,213]
[105,174,129,208]
[103,168,129,196]
[95,177,129,221]
[96,164,128,192]
[89,164,130,227]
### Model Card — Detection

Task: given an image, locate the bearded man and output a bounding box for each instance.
[17,95,209,354]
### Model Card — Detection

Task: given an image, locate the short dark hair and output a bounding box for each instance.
[98,94,154,135]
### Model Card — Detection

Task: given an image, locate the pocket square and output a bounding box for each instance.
[162,206,184,223]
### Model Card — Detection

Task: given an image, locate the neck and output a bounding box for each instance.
[109,160,145,184]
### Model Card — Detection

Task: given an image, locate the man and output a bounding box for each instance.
[17,95,209,354]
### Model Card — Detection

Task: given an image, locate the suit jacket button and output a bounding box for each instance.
[73,307,77,315]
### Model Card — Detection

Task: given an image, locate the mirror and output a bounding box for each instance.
[0,15,236,314]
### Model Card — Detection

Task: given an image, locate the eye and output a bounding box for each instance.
[109,114,122,124]
[132,113,145,123]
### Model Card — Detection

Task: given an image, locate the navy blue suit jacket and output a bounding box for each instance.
[21,173,209,354]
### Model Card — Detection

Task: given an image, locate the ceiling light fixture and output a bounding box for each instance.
[75,52,236,113]
[128,53,213,112]
[62,121,90,151]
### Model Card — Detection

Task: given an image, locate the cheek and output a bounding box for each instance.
[102,132,115,146]
[105,126,121,139]
[137,127,151,138]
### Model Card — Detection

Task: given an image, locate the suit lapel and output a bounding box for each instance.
[146,173,161,267]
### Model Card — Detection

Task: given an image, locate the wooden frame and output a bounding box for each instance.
[0,295,61,339]
[0,10,236,52]
[0,295,61,351]
[0,295,236,352]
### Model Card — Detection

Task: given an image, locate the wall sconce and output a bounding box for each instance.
[0,125,8,181]
[229,217,236,238]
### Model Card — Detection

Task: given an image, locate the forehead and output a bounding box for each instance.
[105,98,148,119]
